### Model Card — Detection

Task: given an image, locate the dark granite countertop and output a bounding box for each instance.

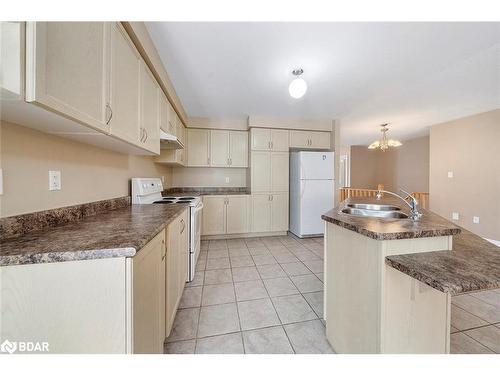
[321,197,461,240]
[164,187,250,196]
[0,204,187,266]
[386,228,500,294]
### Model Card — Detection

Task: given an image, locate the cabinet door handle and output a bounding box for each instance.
[268,141,271,149]
[144,129,148,142]
[271,195,274,201]
[207,157,210,165]
[270,141,273,150]
[180,219,185,234]
[106,103,113,125]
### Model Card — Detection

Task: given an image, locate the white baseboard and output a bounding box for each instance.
[202,231,287,240]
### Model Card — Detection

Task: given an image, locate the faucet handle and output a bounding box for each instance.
[399,188,413,199]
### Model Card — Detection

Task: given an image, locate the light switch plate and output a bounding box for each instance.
[225,177,230,183]
[447,171,454,178]
[452,212,459,220]
[473,216,480,224]
[49,170,61,191]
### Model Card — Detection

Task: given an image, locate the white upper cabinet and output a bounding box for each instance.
[229,131,248,167]
[187,129,210,167]
[25,22,110,132]
[251,128,271,150]
[250,128,289,151]
[139,62,160,154]
[24,22,175,155]
[109,23,141,146]
[270,129,290,151]
[210,130,230,167]
[289,130,331,149]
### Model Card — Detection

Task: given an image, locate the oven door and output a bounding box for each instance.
[189,201,203,281]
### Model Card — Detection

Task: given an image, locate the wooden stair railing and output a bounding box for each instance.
[339,187,429,210]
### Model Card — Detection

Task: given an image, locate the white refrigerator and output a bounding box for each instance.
[289,151,334,238]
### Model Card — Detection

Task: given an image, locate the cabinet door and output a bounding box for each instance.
[210,130,230,167]
[178,212,189,287]
[201,196,227,235]
[26,22,109,132]
[310,131,331,149]
[166,217,180,336]
[159,93,170,133]
[289,130,310,148]
[133,230,165,353]
[109,23,141,145]
[140,62,160,154]
[251,151,271,192]
[251,128,271,151]
[271,129,289,151]
[187,129,210,166]
[271,152,289,192]
[251,194,272,232]
[229,131,248,167]
[167,101,177,136]
[226,195,249,234]
[271,193,289,232]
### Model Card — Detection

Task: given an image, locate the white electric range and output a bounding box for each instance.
[131,177,203,282]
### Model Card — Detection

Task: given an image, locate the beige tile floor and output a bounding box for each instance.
[164,235,500,354]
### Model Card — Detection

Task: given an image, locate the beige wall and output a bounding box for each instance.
[0,121,172,217]
[429,109,500,240]
[350,136,430,193]
[171,167,247,188]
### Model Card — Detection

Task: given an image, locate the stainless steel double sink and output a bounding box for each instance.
[341,203,409,219]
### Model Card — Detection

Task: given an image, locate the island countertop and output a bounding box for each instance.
[386,228,500,295]
[321,197,461,240]
[0,204,188,267]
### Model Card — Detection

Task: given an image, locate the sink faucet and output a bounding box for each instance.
[376,188,422,220]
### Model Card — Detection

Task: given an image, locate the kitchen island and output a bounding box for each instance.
[322,197,499,354]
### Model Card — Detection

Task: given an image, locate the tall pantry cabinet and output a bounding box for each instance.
[249,128,290,233]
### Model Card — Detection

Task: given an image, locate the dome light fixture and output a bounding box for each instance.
[368,124,403,152]
[288,68,307,99]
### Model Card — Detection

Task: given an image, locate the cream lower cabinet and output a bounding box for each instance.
[201,195,250,236]
[289,130,331,149]
[0,227,174,354]
[251,193,289,233]
[165,210,189,337]
[251,151,289,192]
[132,230,166,354]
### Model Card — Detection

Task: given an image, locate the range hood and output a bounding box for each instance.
[160,128,184,150]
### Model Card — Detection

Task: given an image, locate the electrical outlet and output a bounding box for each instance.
[452,212,459,220]
[447,171,454,178]
[49,170,61,191]
[473,216,480,224]
[225,177,230,184]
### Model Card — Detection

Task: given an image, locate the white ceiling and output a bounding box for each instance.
[146,22,500,145]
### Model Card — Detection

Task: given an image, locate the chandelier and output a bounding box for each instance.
[368,124,402,151]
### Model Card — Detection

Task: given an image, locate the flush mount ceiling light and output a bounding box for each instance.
[288,68,307,99]
[368,124,403,152]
